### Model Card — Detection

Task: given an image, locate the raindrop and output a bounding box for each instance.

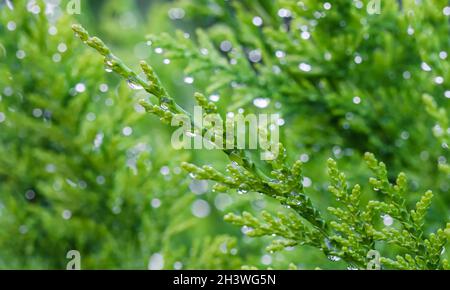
[261,255,272,265]
[275,50,285,58]
[122,126,133,136]
[382,214,393,226]
[299,62,312,72]
[174,262,183,270]
[75,83,86,93]
[19,225,28,234]
[148,253,164,270]
[400,131,410,140]
[45,164,56,173]
[220,41,232,52]
[209,94,220,102]
[278,8,292,18]
[300,154,309,163]
[353,96,361,104]
[302,177,312,188]
[220,242,228,254]
[96,176,105,185]
[160,166,170,176]
[189,180,209,195]
[272,65,281,74]
[25,190,36,200]
[99,84,109,93]
[253,98,270,108]
[421,62,432,72]
[104,60,114,73]
[248,50,262,63]
[191,200,211,218]
[168,7,185,20]
[112,206,121,215]
[57,43,67,53]
[301,31,311,40]
[277,118,285,126]
[403,71,411,79]
[5,0,13,10]
[184,76,194,84]
[93,132,104,149]
[52,53,61,62]
[214,194,232,211]
[252,16,263,27]
[328,255,341,262]
[151,198,162,208]
[443,6,450,16]
[237,184,249,195]
[7,21,16,31]
[32,108,43,118]
[16,50,26,59]
[241,226,253,235]
[62,210,72,220]
[127,79,143,90]
[48,26,57,35]
[434,76,444,85]
[86,112,96,122]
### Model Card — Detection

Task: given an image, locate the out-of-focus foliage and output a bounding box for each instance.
[0,0,257,270]
[1,0,449,269]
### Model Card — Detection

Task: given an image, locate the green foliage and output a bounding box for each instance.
[0,0,247,269]
[1,0,449,270]
[72,4,450,267]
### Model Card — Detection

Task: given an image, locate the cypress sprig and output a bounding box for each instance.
[72,21,449,269]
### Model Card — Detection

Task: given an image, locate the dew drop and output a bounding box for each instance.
[261,255,272,265]
[299,62,312,72]
[148,253,164,270]
[5,0,14,10]
[62,210,72,220]
[252,16,263,27]
[189,180,209,195]
[151,198,162,208]
[209,94,220,102]
[382,214,393,226]
[127,79,143,90]
[104,60,114,73]
[328,255,341,262]
[253,98,270,108]
[184,76,194,84]
[421,62,432,72]
[7,21,16,31]
[191,199,211,218]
